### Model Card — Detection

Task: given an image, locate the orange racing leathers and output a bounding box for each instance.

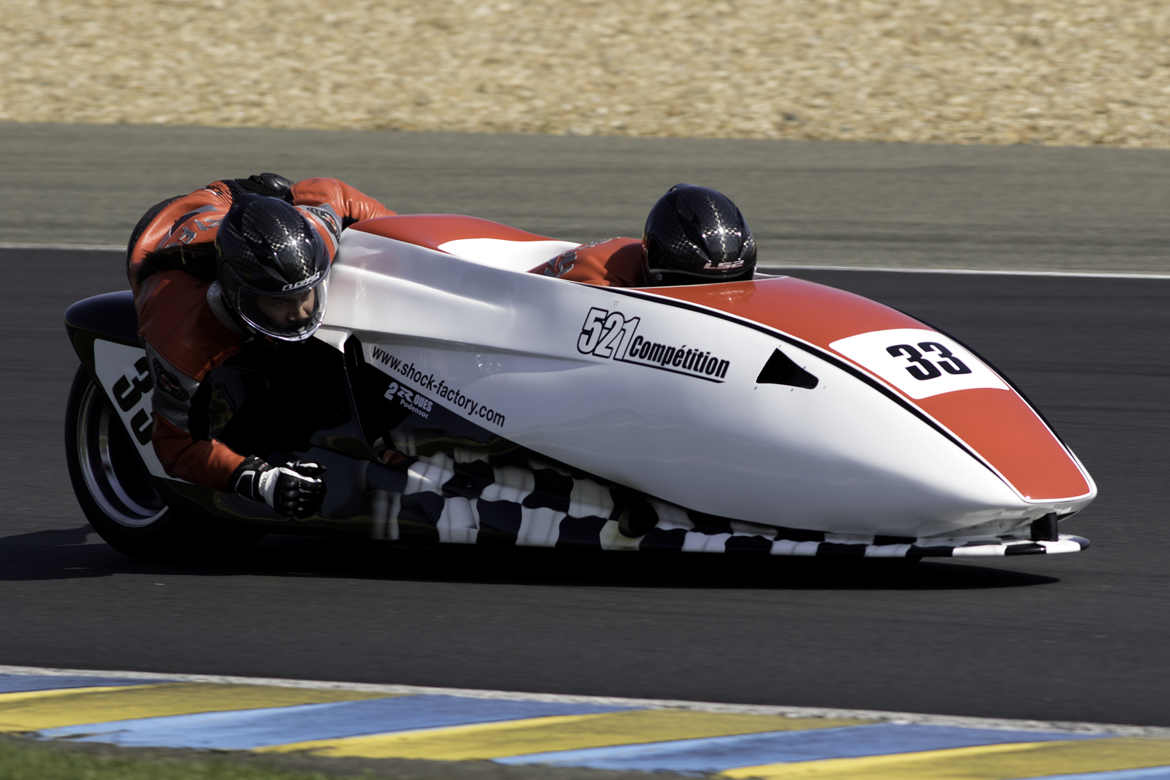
[528,237,647,287]
[127,177,395,491]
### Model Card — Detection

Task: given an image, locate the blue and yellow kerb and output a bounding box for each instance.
[3,668,1170,779]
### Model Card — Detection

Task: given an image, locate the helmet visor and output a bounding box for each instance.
[237,277,328,342]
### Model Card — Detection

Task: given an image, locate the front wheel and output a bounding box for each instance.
[64,366,259,560]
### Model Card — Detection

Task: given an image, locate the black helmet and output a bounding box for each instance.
[215,194,330,341]
[642,184,757,284]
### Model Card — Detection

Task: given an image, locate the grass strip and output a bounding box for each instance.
[0,734,381,780]
[0,734,714,780]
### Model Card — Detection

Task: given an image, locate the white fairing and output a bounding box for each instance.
[437,238,579,271]
[324,229,1095,539]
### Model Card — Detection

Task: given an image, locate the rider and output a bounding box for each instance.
[530,183,757,287]
[127,174,395,518]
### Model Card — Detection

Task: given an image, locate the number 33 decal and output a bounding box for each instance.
[886,341,972,381]
[830,328,1007,399]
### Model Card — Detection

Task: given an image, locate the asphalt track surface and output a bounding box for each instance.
[2,123,1170,729]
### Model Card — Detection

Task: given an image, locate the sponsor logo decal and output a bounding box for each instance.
[703,254,744,271]
[280,269,323,291]
[161,207,222,247]
[576,307,730,382]
[368,346,506,428]
[384,380,433,419]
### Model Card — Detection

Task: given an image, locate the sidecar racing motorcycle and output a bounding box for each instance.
[64,215,1095,560]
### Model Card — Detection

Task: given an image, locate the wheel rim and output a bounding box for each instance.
[75,380,167,528]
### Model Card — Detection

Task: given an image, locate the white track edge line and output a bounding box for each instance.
[762,264,1170,280]
[2,242,1167,279]
[1,242,124,252]
[3,664,1168,738]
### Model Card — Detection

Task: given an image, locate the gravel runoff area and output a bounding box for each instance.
[3,0,1169,147]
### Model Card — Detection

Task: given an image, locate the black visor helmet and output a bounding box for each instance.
[642,184,757,284]
[215,194,330,342]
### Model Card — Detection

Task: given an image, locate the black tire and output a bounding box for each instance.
[64,366,260,561]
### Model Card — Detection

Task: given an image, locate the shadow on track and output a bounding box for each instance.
[0,527,1058,589]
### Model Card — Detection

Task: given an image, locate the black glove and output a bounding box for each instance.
[232,173,294,202]
[231,456,326,518]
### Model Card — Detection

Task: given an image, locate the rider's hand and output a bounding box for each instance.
[231,456,326,518]
[233,172,294,201]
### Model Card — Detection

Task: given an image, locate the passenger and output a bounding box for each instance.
[126,174,395,518]
[530,183,757,287]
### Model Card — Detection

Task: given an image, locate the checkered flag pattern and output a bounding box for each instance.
[372,445,1088,558]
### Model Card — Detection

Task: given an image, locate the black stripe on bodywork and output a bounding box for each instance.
[603,285,1003,484]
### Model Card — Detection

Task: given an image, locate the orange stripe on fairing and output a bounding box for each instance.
[643,276,925,345]
[645,278,1090,500]
[353,214,554,252]
[920,391,1089,499]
